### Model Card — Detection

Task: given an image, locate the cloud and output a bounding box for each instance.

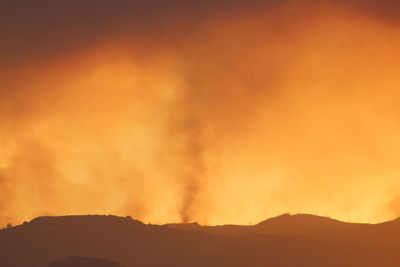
[2,0,400,225]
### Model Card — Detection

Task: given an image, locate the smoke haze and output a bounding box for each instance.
[2,0,400,225]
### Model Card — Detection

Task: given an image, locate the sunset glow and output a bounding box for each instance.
[2,0,400,226]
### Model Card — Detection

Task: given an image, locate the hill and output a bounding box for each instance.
[166,213,400,244]
[0,214,399,267]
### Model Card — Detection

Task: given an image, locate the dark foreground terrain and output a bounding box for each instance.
[49,256,122,267]
[1,214,400,267]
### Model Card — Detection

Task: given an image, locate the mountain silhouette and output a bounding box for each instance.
[166,213,400,244]
[1,214,400,267]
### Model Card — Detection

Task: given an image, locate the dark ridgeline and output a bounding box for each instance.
[49,256,121,267]
[0,214,400,267]
[165,213,400,245]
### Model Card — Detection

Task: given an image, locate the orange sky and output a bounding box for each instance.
[2,0,400,226]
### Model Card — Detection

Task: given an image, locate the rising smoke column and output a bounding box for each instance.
[177,114,207,223]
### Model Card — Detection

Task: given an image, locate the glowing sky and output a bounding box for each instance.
[2,0,400,226]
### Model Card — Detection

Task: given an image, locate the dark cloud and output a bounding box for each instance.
[0,0,278,67]
[2,0,400,68]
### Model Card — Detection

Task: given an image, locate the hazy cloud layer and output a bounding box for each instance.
[2,0,400,225]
